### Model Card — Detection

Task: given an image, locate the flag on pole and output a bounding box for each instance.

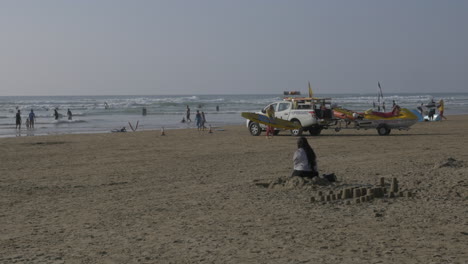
[378,82,383,98]
[308,81,313,98]
[377,81,384,103]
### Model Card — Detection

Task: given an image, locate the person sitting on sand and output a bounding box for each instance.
[291,137,318,178]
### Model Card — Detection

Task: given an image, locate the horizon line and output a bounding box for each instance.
[1,91,467,97]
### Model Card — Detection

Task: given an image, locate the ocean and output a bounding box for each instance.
[1,93,468,137]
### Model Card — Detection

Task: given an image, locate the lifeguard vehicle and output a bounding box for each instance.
[244,95,336,136]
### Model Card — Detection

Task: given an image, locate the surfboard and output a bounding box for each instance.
[241,112,301,130]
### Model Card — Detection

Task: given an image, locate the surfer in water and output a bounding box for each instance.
[186,105,192,122]
[67,109,73,120]
[266,104,275,139]
[291,137,318,178]
[54,108,60,120]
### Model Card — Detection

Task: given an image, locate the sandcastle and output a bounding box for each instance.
[255,176,414,205]
[311,177,413,205]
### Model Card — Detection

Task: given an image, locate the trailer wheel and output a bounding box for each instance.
[377,124,391,136]
[309,126,322,136]
[290,120,303,136]
[249,122,262,136]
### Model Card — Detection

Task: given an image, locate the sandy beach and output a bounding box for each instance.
[1,115,467,264]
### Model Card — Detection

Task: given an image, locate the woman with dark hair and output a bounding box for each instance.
[292,137,318,178]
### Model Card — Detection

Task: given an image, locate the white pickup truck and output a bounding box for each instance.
[246,97,335,136]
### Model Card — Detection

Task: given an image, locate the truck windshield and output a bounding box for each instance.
[278,103,290,112]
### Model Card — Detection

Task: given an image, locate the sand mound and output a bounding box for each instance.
[434,157,464,169]
[267,176,331,190]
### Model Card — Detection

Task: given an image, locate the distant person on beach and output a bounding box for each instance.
[15,110,22,130]
[201,111,207,130]
[216,105,219,112]
[291,137,318,178]
[29,109,36,128]
[382,101,386,112]
[417,103,424,115]
[54,109,59,120]
[392,104,401,116]
[265,104,275,139]
[26,118,30,129]
[104,102,109,109]
[195,110,202,131]
[67,109,73,120]
[438,99,447,120]
[428,108,435,121]
[392,100,396,107]
[427,99,436,121]
[186,105,192,122]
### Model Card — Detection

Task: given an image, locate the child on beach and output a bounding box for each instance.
[291,137,318,178]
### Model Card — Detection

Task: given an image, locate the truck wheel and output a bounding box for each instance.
[377,124,391,136]
[309,126,322,136]
[249,122,262,136]
[290,120,303,136]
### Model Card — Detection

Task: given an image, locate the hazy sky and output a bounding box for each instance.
[1,0,467,96]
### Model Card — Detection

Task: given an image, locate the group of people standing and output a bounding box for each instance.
[183,105,210,131]
[14,108,73,130]
[417,99,447,121]
[15,109,36,130]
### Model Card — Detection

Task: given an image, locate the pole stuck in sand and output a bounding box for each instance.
[161,127,166,136]
[208,125,213,134]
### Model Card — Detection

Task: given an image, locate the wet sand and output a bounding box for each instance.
[1,115,467,263]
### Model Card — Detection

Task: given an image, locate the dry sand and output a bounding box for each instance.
[1,115,467,264]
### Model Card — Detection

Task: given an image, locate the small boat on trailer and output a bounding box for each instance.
[333,107,418,135]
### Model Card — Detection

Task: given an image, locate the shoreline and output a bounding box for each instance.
[1,112,466,139]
